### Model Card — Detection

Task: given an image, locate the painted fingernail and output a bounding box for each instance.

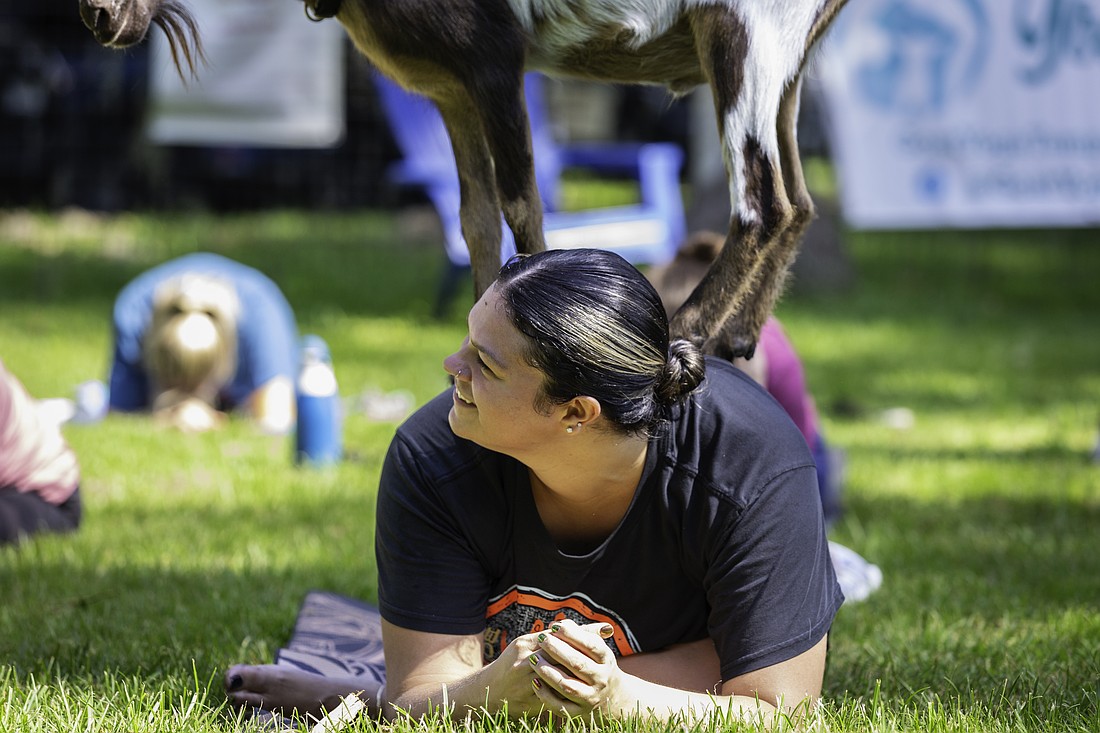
[532,677,542,691]
[537,633,547,643]
[529,653,539,666]
[550,623,561,633]
[599,624,614,638]
[228,674,243,691]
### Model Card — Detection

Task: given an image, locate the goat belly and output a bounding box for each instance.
[520,8,703,89]
[530,38,704,90]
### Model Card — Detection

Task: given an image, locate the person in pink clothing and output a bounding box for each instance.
[745,318,819,447]
[0,359,82,546]
[741,317,842,522]
[648,231,843,523]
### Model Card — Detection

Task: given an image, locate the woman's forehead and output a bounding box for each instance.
[469,287,525,368]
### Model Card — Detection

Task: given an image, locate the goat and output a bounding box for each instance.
[77,0,847,357]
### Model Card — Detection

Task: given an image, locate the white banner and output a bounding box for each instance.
[147,0,345,148]
[817,0,1100,228]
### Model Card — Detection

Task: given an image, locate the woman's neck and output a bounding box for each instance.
[527,434,649,553]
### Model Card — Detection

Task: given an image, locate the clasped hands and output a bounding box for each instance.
[492,618,628,719]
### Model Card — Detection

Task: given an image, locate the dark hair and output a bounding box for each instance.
[495,249,706,437]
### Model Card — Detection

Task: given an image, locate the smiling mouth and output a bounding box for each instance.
[454,389,475,407]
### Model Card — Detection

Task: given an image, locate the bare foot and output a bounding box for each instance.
[224,663,378,721]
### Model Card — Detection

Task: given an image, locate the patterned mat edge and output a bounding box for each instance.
[249,591,386,731]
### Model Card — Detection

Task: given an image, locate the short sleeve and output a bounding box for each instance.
[375,431,495,635]
[704,462,843,681]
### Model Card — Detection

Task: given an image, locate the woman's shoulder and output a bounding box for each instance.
[390,390,507,478]
[383,391,518,519]
[688,357,795,429]
[662,357,815,501]
[394,390,458,445]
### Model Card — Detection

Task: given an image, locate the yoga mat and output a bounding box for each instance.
[252,591,386,731]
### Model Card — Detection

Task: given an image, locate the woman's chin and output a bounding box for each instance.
[448,405,481,441]
[446,407,466,434]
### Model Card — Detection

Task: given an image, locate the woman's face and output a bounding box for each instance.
[442,285,564,456]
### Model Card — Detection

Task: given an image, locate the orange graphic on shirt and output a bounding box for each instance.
[482,586,638,664]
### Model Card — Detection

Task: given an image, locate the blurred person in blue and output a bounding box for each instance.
[108,253,299,434]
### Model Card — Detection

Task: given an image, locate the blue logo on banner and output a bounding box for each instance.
[1016,0,1100,85]
[915,166,948,203]
[852,0,990,115]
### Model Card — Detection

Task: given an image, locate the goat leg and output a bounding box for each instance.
[671,8,772,355]
[438,97,507,300]
[712,74,816,357]
[474,74,547,259]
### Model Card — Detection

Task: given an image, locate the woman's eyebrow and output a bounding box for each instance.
[470,338,507,370]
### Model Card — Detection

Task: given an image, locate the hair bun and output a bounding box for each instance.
[656,339,706,404]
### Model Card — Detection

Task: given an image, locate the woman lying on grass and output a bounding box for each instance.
[225,248,843,725]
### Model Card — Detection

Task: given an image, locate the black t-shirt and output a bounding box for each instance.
[376,357,843,681]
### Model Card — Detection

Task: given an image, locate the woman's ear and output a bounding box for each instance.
[562,395,601,431]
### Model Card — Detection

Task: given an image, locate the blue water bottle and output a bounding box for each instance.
[295,335,343,466]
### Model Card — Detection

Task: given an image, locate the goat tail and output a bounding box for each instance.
[154,0,207,82]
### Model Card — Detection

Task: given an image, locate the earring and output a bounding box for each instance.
[566,426,574,434]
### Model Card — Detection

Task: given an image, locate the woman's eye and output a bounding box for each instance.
[476,355,494,375]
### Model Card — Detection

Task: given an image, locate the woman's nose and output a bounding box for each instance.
[442,351,465,380]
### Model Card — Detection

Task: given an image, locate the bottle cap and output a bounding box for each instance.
[300,334,331,365]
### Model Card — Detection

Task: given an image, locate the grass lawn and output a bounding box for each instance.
[0,201,1097,732]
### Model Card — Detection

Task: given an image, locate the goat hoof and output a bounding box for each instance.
[706,335,756,361]
[729,332,758,361]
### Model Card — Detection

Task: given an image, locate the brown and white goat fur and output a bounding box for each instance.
[78,0,847,357]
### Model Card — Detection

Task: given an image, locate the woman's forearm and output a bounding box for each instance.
[529,623,821,724]
[614,640,776,722]
[386,669,495,720]
[609,673,778,724]
[617,637,721,693]
[385,650,543,722]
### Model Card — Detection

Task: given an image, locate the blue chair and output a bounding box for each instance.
[372,72,687,314]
